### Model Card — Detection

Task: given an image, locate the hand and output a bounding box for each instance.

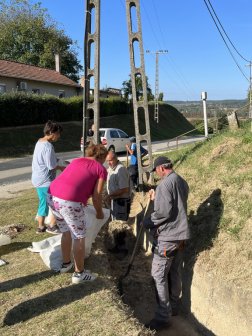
[148,189,155,201]
[96,210,104,220]
[103,195,111,203]
[140,221,143,227]
[126,144,129,149]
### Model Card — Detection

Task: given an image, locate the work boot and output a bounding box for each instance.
[145,318,172,331]
[108,245,128,260]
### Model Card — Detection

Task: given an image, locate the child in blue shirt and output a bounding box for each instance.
[126,137,148,192]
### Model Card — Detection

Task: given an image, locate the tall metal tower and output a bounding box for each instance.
[146,50,168,125]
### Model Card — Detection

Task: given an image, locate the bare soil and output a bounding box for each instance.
[104,193,200,336]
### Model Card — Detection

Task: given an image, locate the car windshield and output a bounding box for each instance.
[99,130,105,137]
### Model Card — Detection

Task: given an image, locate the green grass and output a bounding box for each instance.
[0,102,198,158]
[0,189,153,335]
[152,120,252,289]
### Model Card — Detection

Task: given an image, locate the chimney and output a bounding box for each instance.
[55,54,61,73]
[81,75,84,87]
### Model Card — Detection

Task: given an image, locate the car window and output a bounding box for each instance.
[118,130,128,138]
[99,130,105,137]
[110,130,119,138]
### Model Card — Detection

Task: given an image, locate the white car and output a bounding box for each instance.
[81,128,132,153]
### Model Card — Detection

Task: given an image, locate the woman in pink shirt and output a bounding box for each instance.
[47,144,108,284]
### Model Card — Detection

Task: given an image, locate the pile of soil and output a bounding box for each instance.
[0,223,26,238]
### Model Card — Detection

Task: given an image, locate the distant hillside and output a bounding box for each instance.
[165,99,249,118]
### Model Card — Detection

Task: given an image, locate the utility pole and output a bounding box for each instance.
[83,0,101,156]
[201,92,208,138]
[146,50,168,126]
[245,60,252,131]
[126,1,154,198]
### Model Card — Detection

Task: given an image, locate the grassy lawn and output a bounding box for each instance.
[152,121,252,290]
[0,102,200,158]
[0,189,152,335]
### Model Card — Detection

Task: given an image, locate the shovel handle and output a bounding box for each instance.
[129,197,151,264]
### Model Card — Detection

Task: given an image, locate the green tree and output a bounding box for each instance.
[158,92,164,101]
[0,0,83,82]
[122,74,152,101]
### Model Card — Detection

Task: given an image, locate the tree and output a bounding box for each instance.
[0,0,83,82]
[158,92,164,101]
[122,74,153,101]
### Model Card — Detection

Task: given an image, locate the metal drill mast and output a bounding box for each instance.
[146,50,168,125]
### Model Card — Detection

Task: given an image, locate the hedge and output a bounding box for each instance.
[0,92,129,127]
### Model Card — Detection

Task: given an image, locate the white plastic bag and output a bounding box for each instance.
[28,206,110,271]
[0,234,11,246]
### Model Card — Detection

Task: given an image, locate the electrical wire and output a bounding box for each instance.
[203,0,250,82]
[151,0,200,101]
[119,0,193,100]
[206,0,249,62]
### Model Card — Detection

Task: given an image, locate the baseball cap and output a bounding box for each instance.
[151,156,172,172]
[129,136,136,141]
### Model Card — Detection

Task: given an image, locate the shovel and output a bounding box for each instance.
[118,197,151,296]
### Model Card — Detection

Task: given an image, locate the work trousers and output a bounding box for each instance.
[128,164,139,190]
[151,239,182,322]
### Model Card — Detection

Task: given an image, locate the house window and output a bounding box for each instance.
[59,90,65,98]
[0,84,6,94]
[32,89,40,94]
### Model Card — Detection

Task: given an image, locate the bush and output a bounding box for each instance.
[0,92,129,127]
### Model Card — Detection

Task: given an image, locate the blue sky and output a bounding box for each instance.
[36,0,252,101]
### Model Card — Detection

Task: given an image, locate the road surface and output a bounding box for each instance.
[0,136,204,187]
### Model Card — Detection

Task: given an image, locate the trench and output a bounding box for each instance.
[104,193,201,336]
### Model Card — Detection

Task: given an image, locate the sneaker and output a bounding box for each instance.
[145,318,172,331]
[60,263,91,274]
[36,226,47,234]
[108,245,128,260]
[59,262,75,274]
[46,225,61,235]
[72,270,97,284]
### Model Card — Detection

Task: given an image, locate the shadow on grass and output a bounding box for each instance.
[0,269,57,294]
[2,271,104,327]
[0,242,31,256]
[180,189,223,336]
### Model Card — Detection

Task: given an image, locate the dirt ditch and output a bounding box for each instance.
[104,193,201,336]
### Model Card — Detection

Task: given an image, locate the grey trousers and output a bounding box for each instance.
[151,239,182,322]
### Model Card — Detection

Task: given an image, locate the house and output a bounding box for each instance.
[0,55,82,98]
[80,76,122,98]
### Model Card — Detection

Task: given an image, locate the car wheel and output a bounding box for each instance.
[108,145,115,152]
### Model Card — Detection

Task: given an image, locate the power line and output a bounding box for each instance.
[203,0,250,82]
[140,0,197,99]
[151,0,199,100]
[206,0,249,62]
[119,0,193,100]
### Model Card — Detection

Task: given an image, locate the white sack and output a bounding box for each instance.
[28,205,110,271]
[0,234,11,246]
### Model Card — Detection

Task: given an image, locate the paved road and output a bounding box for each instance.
[0,136,204,186]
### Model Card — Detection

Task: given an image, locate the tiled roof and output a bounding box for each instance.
[0,59,81,87]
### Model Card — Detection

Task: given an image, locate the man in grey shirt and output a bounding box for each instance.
[142,156,190,331]
[104,151,131,259]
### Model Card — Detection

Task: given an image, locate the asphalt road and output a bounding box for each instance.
[0,136,204,186]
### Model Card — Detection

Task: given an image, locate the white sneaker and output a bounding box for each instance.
[59,262,74,274]
[72,270,97,284]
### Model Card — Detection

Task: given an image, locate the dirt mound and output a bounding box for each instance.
[209,139,240,163]
[0,223,26,238]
